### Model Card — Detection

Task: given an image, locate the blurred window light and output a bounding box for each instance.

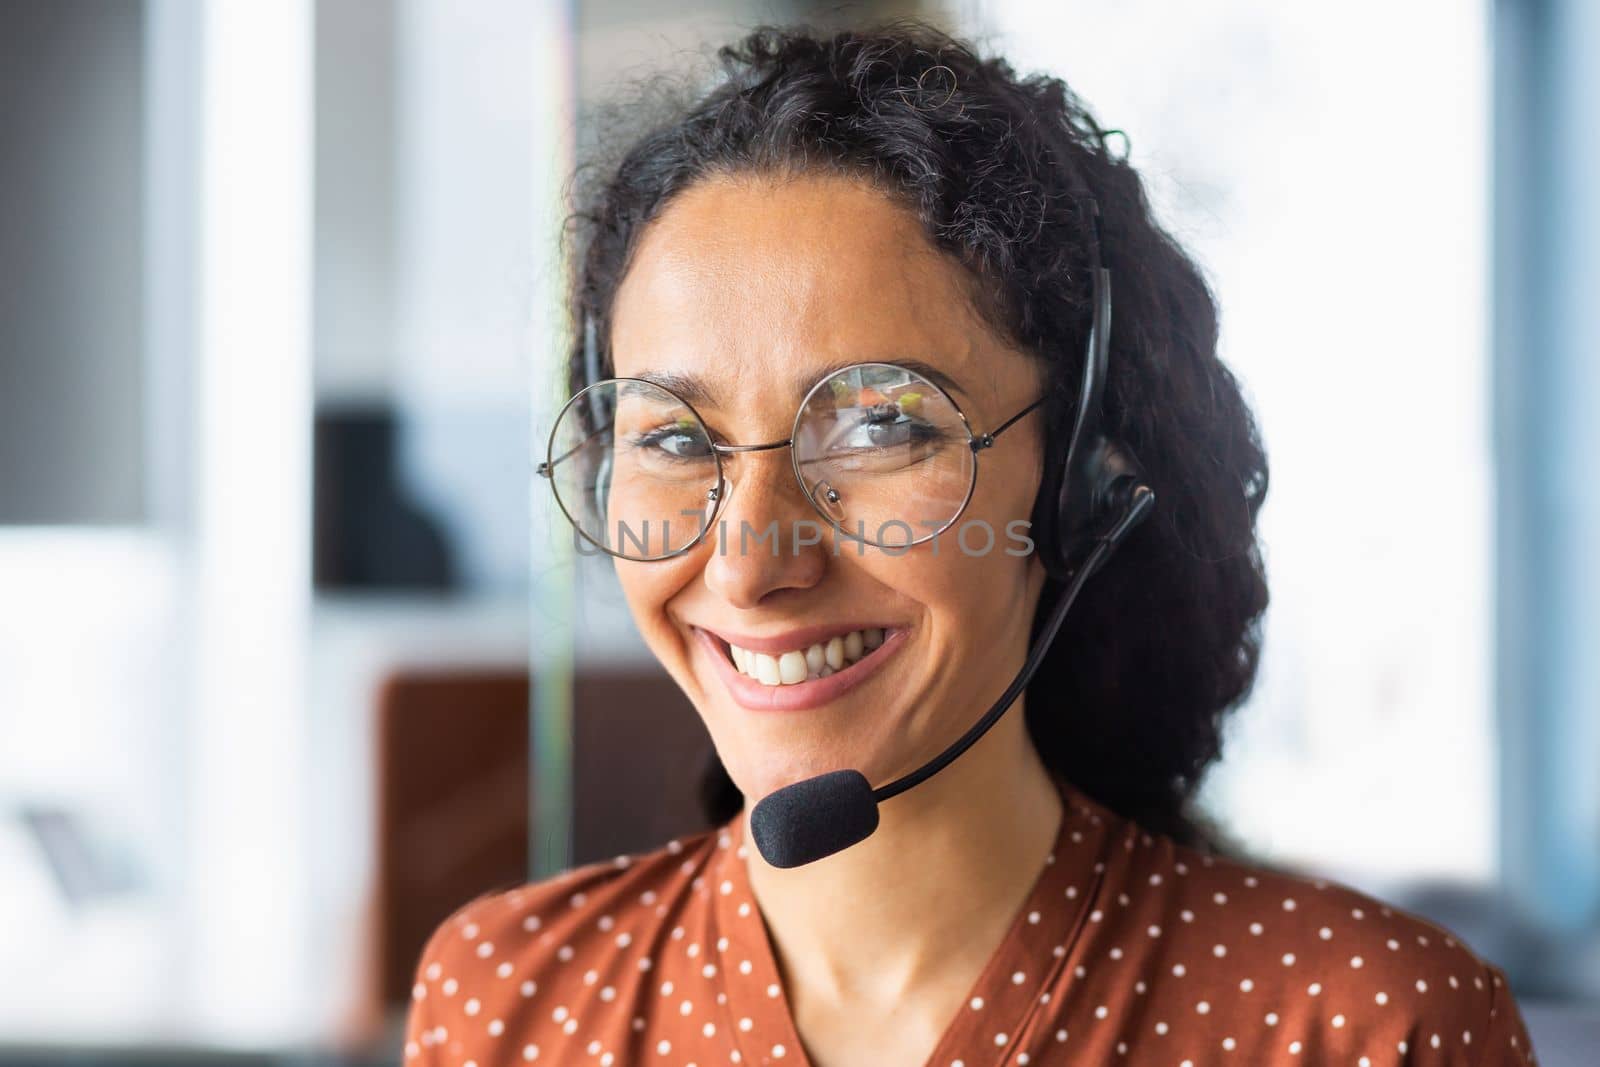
[186,0,314,1043]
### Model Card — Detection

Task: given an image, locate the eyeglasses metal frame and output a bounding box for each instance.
[536,360,1046,561]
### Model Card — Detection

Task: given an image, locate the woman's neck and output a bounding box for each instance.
[739,712,1064,1008]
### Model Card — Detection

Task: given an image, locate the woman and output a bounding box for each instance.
[404,20,1536,1066]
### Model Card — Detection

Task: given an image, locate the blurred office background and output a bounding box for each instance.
[0,0,1595,1062]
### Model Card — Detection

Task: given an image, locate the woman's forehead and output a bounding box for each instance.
[607,174,995,397]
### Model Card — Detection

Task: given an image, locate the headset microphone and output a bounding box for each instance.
[749,195,1157,869]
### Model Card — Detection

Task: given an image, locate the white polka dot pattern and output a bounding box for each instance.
[403,778,1538,1065]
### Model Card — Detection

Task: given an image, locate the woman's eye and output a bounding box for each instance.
[835,405,939,451]
[632,421,713,459]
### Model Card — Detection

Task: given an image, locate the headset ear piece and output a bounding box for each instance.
[1088,439,1145,518]
[1059,434,1114,540]
[1100,472,1142,519]
[1032,434,1149,582]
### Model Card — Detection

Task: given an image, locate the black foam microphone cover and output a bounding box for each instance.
[749,768,879,869]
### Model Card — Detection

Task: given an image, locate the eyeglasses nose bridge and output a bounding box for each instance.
[709,437,793,455]
[704,436,816,526]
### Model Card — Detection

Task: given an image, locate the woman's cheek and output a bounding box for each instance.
[613,559,699,675]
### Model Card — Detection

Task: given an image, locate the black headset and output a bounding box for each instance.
[1028,194,1152,586]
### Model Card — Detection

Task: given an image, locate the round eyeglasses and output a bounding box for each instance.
[536,361,1045,562]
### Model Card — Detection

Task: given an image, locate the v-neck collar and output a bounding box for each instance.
[707,777,1110,1066]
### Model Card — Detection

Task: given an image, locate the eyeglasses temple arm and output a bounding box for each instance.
[537,418,617,477]
[971,395,1049,452]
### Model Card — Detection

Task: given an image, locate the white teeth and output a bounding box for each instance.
[777,651,808,684]
[726,628,888,687]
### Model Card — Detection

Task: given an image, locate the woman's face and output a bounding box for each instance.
[608,172,1049,804]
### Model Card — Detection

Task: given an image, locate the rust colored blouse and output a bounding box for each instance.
[403,778,1538,1065]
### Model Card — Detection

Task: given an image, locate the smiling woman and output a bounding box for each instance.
[404,17,1536,1067]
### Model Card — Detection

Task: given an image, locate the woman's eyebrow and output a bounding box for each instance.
[810,357,969,401]
[630,371,715,406]
[631,358,968,407]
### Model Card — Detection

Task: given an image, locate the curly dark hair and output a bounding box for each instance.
[561,17,1270,849]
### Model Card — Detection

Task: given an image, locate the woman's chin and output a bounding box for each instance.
[730,754,865,807]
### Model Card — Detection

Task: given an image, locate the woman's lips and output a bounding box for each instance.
[692,624,909,712]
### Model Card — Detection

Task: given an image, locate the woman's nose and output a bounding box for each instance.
[701,451,828,609]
